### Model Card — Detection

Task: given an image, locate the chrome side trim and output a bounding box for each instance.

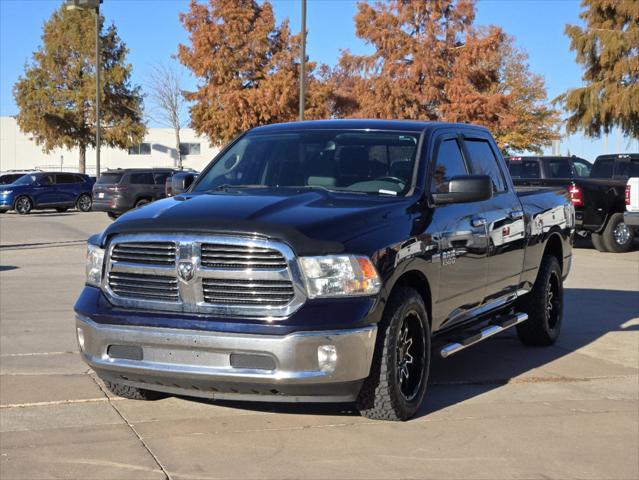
[440,312,529,358]
[102,233,307,318]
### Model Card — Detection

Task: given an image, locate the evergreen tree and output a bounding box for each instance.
[13,6,145,173]
[557,0,639,137]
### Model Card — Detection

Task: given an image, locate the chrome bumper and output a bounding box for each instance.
[76,315,377,402]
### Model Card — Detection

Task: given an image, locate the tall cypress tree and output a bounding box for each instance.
[13,6,145,173]
[558,0,639,138]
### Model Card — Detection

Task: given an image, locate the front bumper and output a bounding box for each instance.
[0,193,15,210]
[623,211,639,228]
[76,315,377,402]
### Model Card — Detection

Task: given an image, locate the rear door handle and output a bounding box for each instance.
[471,217,487,228]
[509,209,524,220]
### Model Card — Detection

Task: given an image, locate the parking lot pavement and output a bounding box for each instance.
[1,211,637,480]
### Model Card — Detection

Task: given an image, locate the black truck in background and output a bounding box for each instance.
[508,153,638,253]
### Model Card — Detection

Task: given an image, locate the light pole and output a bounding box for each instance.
[65,0,103,177]
[299,0,306,121]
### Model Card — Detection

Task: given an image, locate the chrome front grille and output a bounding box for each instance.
[103,234,305,317]
[201,243,287,269]
[111,242,176,265]
[202,278,295,306]
[108,272,179,301]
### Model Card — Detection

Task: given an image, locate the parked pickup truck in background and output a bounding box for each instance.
[569,153,638,253]
[625,177,639,231]
[506,155,592,184]
[75,120,573,421]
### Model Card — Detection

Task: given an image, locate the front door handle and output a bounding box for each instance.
[509,209,524,220]
[471,217,487,228]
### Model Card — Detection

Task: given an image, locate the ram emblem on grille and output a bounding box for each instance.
[177,261,195,282]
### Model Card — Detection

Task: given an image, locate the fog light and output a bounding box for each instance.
[76,327,85,351]
[317,345,337,373]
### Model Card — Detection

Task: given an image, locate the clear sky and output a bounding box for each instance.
[0,0,636,158]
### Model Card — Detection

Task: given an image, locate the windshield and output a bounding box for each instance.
[12,174,37,186]
[192,130,421,195]
[96,173,124,184]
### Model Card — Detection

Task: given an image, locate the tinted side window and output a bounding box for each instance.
[153,172,171,184]
[431,138,468,192]
[547,159,573,178]
[614,160,639,179]
[129,173,155,185]
[56,173,76,184]
[508,160,541,179]
[463,139,506,191]
[40,175,55,185]
[590,159,614,178]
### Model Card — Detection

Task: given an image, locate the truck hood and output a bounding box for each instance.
[100,188,414,255]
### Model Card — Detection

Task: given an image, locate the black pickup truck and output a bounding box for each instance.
[571,154,638,252]
[509,153,638,253]
[506,155,592,184]
[75,120,573,421]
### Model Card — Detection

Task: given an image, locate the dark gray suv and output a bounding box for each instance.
[92,168,177,219]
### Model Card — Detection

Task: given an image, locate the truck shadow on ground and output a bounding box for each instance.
[183,287,638,420]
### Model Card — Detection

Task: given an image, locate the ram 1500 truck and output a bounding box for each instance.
[75,120,574,421]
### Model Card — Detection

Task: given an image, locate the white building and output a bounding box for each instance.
[0,116,219,174]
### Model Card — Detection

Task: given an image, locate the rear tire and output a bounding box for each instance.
[590,233,608,252]
[107,212,120,220]
[76,193,92,212]
[14,196,32,215]
[356,287,430,421]
[103,380,166,401]
[135,198,150,208]
[516,255,563,346]
[601,213,633,253]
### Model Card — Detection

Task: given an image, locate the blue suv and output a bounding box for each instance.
[0,172,95,215]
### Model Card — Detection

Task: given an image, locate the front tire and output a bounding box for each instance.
[516,255,563,346]
[76,193,92,212]
[357,287,430,421]
[601,213,633,253]
[135,198,150,208]
[103,380,166,401]
[15,196,32,215]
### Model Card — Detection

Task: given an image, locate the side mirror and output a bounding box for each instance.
[432,175,493,205]
[171,172,196,195]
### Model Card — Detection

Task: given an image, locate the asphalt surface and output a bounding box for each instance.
[0,210,637,480]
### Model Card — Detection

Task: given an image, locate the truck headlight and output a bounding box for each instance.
[299,255,381,298]
[85,243,105,287]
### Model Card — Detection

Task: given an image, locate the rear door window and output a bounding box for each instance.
[590,159,614,178]
[508,159,541,179]
[96,173,123,184]
[431,138,468,192]
[546,158,573,178]
[463,139,506,192]
[129,172,155,185]
[55,173,77,184]
[40,174,55,185]
[153,172,172,185]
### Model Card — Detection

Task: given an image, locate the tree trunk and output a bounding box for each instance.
[79,144,86,174]
[175,128,182,170]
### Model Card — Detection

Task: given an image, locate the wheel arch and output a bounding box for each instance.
[13,193,34,209]
[543,231,564,273]
[389,269,432,325]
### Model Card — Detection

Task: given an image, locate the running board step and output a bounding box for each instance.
[440,312,529,358]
